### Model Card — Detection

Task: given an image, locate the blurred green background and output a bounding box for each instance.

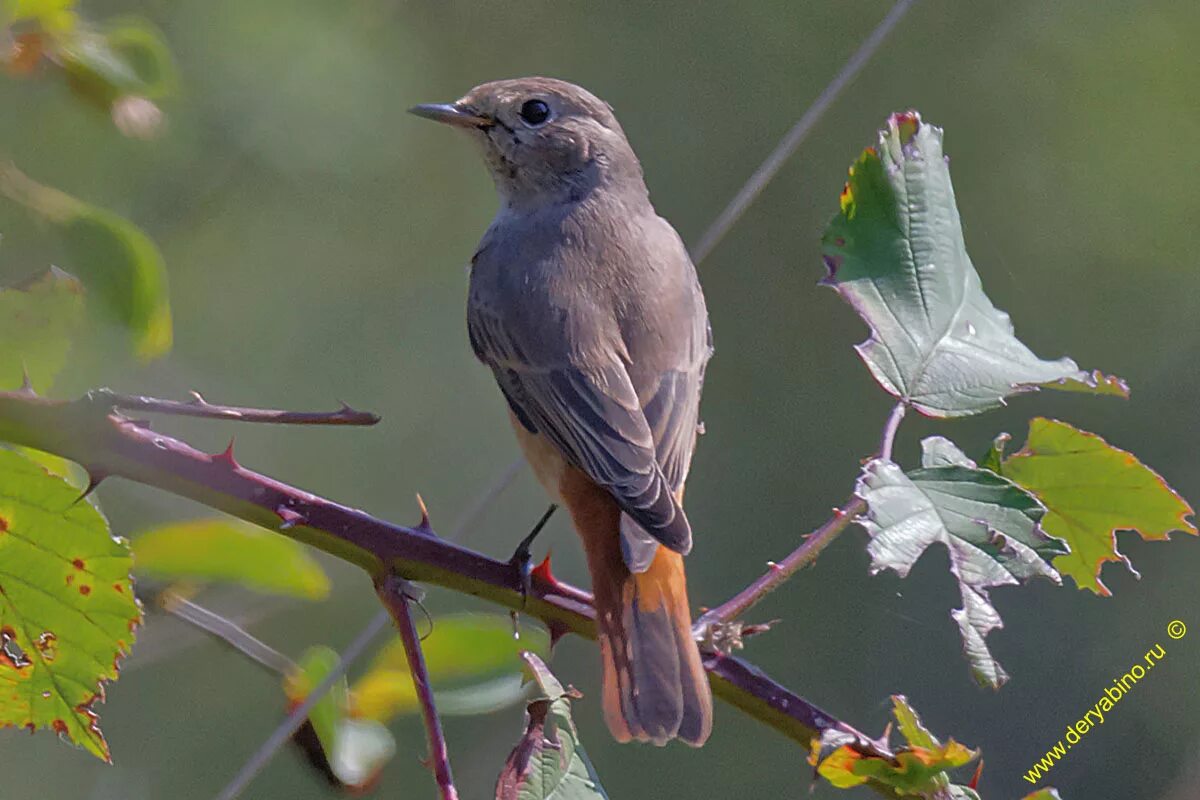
[3,0,1200,797]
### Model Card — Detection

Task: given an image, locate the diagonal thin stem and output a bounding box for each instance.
[377,575,459,800]
[690,0,920,264]
[212,610,390,800]
[697,401,907,630]
[86,388,380,426]
[158,591,296,676]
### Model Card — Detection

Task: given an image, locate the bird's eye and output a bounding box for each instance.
[518,99,551,127]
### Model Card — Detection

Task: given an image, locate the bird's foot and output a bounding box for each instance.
[509,504,557,608]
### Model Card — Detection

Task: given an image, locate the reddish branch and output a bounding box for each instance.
[0,389,896,771]
[377,575,459,800]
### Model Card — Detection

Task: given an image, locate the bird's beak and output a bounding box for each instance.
[408,103,490,129]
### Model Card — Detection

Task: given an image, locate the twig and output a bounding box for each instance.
[0,388,897,774]
[689,0,920,264]
[212,610,391,800]
[696,401,907,633]
[85,387,380,426]
[377,575,459,800]
[158,591,296,676]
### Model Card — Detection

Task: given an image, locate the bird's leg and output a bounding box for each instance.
[510,504,557,608]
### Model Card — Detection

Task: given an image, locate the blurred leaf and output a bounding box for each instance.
[1021,790,1064,800]
[810,696,978,793]
[285,645,395,792]
[0,448,138,762]
[855,439,1065,687]
[994,418,1196,596]
[352,614,548,721]
[0,164,172,360]
[57,204,171,359]
[0,267,83,392]
[821,111,1096,417]
[132,520,328,599]
[495,652,608,800]
[133,519,330,599]
[3,0,78,32]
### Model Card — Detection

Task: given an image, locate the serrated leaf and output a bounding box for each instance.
[0,268,83,393]
[996,418,1196,595]
[284,645,395,791]
[132,519,330,599]
[810,695,978,794]
[856,443,1065,687]
[495,652,608,800]
[822,111,1097,417]
[0,449,139,761]
[351,614,548,721]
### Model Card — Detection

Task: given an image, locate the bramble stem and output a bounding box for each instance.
[696,402,906,632]
[378,575,459,800]
[86,387,380,426]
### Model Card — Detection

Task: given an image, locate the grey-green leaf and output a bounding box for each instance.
[822,112,1087,417]
[855,450,1066,687]
[495,653,608,800]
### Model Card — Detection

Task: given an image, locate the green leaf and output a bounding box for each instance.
[0,267,83,393]
[0,448,139,761]
[352,613,548,721]
[132,519,330,599]
[4,0,78,32]
[57,204,172,360]
[995,418,1196,595]
[821,111,1102,417]
[0,165,172,360]
[1021,790,1064,800]
[810,695,978,794]
[284,646,395,791]
[495,652,608,800]
[855,438,1065,687]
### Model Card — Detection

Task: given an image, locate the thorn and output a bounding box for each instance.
[968,758,984,789]
[531,553,554,585]
[767,561,783,573]
[741,618,782,639]
[211,438,239,469]
[546,621,569,649]
[275,505,306,530]
[73,471,107,504]
[17,364,36,396]
[187,390,207,405]
[878,721,893,749]
[414,493,432,534]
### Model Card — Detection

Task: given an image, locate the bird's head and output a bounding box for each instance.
[410,77,645,207]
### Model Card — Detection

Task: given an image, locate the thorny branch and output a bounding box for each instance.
[0,388,900,779]
[377,575,460,800]
[695,402,907,648]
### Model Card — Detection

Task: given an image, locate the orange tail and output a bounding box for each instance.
[564,470,713,747]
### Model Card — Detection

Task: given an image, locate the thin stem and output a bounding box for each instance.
[86,388,380,426]
[213,610,390,800]
[697,401,908,630]
[689,0,920,264]
[878,402,907,463]
[377,575,459,800]
[159,592,296,676]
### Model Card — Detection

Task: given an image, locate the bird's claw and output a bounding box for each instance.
[509,504,557,609]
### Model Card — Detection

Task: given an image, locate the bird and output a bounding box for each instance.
[411,77,713,747]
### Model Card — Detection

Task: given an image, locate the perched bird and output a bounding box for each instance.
[411,78,713,746]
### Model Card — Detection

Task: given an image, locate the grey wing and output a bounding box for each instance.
[469,306,692,554]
